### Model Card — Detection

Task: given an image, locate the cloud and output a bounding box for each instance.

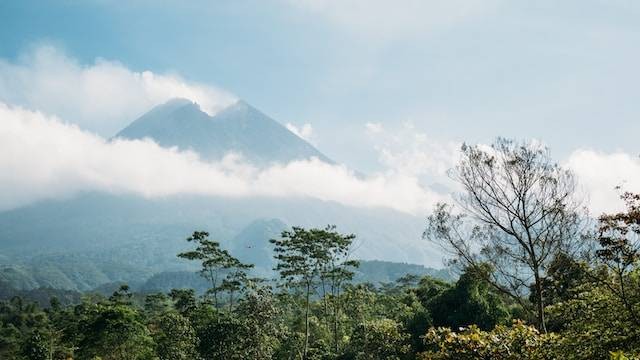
[361,119,640,217]
[286,122,315,143]
[286,0,501,40]
[0,45,236,136]
[366,121,460,189]
[565,149,640,215]
[0,102,445,214]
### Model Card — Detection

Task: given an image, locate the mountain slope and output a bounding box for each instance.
[115,99,331,165]
[0,193,440,266]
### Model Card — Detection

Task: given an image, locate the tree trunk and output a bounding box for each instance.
[333,287,339,354]
[210,269,219,308]
[321,277,328,319]
[533,268,547,333]
[303,281,311,360]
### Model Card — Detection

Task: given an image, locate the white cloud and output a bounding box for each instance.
[286,122,315,143]
[367,121,460,188]
[362,120,640,216]
[286,0,501,40]
[0,102,445,214]
[566,149,640,215]
[0,45,236,136]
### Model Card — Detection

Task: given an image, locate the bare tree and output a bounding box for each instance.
[424,138,580,332]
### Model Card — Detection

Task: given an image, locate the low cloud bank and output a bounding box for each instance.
[1,101,636,216]
[0,103,445,214]
[0,46,634,217]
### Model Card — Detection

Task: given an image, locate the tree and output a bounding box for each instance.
[218,258,253,310]
[271,226,322,359]
[424,265,511,330]
[178,231,252,308]
[424,138,580,332]
[169,289,197,316]
[191,287,281,360]
[76,303,155,360]
[152,311,198,360]
[21,330,48,360]
[546,285,640,359]
[144,293,171,318]
[317,225,359,354]
[271,225,357,358]
[231,286,282,359]
[530,251,589,310]
[109,284,133,306]
[592,191,640,326]
[346,318,410,360]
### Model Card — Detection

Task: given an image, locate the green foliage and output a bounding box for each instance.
[423,265,511,330]
[420,321,559,360]
[144,292,171,317]
[271,225,359,358]
[178,231,254,308]
[346,318,410,360]
[151,311,198,360]
[169,289,197,316]
[75,303,155,360]
[20,330,48,360]
[227,286,282,359]
[546,284,640,359]
[190,290,281,360]
[533,252,590,309]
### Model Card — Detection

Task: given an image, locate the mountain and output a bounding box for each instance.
[115,98,331,165]
[0,99,445,292]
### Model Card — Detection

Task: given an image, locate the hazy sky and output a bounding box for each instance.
[1,0,639,213]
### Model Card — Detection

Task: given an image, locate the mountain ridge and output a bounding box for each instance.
[115,98,331,165]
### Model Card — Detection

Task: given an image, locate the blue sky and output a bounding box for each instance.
[1,0,639,213]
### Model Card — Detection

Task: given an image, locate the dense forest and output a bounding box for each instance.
[1,139,639,359]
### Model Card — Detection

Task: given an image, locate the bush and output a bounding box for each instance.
[419,321,559,360]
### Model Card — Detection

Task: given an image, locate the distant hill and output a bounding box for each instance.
[0,255,452,295]
[0,258,452,307]
[138,260,453,295]
[353,260,454,284]
[0,283,82,308]
[115,98,331,165]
